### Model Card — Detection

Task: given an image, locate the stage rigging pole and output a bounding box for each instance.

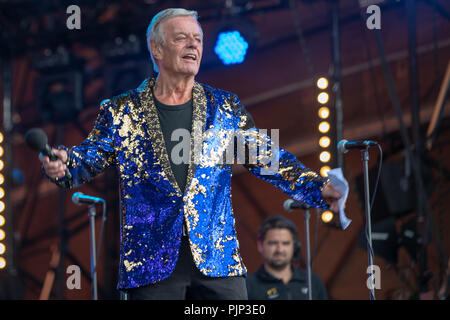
[332,0,344,169]
[371,0,435,296]
[407,0,430,294]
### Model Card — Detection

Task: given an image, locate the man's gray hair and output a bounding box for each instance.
[146,8,202,73]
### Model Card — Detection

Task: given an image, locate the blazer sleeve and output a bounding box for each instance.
[230,93,329,209]
[43,99,116,189]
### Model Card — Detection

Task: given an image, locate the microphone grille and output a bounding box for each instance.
[283,199,294,212]
[337,139,348,154]
[25,128,48,151]
[71,192,83,204]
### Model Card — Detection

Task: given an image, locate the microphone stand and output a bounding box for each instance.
[72,192,107,300]
[88,204,98,300]
[362,148,376,300]
[302,205,313,300]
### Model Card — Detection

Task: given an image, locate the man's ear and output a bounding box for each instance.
[149,40,163,60]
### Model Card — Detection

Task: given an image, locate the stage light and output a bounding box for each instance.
[318,107,330,119]
[321,210,334,223]
[317,77,329,90]
[0,129,7,271]
[320,166,331,177]
[317,92,329,104]
[214,30,249,65]
[319,136,331,148]
[316,75,336,205]
[318,121,330,133]
[320,151,331,163]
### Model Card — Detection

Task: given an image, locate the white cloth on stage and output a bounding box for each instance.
[327,168,351,230]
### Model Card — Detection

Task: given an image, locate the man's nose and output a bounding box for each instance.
[187,37,200,48]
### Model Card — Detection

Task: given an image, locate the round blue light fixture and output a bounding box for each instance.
[214,30,249,65]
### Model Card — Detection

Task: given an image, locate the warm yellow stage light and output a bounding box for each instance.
[0,201,4,213]
[320,151,331,163]
[0,146,3,157]
[318,121,330,133]
[321,210,334,223]
[0,215,4,227]
[318,107,330,119]
[317,77,329,90]
[0,133,3,144]
[0,188,4,199]
[0,160,4,171]
[0,174,4,185]
[0,257,5,269]
[320,166,331,177]
[317,92,329,104]
[0,229,5,241]
[319,136,331,148]
[0,243,5,255]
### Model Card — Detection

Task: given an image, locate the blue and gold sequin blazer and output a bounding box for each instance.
[49,78,329,289]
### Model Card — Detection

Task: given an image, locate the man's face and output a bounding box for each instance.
[152,16,203,77]
[258,228,295,270]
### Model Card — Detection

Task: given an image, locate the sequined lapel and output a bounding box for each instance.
[138,78,182,196]
[185,82,207,194]
[137,79,207,197]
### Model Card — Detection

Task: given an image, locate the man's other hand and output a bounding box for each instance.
[322,182,344,214]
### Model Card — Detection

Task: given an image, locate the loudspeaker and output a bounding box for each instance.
[355,158,434,223]
[357,216,399,265]
[380,161,415,215]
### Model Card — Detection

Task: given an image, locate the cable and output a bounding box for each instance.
[356,0,387,138]
[288,0,315,77]
[364,143,383,300]
[366,144,383,251]
[370,144,383,210]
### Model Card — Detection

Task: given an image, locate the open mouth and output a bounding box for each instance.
[182,53,197,61]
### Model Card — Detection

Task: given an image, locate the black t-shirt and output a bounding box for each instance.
[154,95,193,193]
[246,265,328,300]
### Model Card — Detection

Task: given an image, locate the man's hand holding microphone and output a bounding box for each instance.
[39,149,69,180]
[25,128,71,180]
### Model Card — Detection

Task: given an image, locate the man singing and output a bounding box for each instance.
[39,8,343,300]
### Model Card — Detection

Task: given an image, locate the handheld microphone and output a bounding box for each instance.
[337,139,378,154]
[25,128,72,179]
[72,192,105,206]
[283,199,311,212]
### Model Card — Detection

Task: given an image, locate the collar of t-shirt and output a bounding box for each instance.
[257,265,307,284]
